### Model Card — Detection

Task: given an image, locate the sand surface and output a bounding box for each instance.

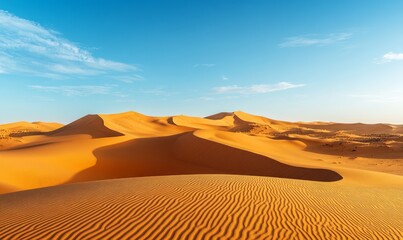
[1,175,402,239]
[0,111,402,239]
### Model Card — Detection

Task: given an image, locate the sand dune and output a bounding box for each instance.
[171,115,232,130]
[48,114,123,138]
[0,121,62,134]
[100,111,188,137]
[0,111,402,239]
[302,122,397,134]
[0,121,62,150]
[0,175,402,240]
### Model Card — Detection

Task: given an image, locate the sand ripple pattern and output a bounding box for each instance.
[1,175,402,240]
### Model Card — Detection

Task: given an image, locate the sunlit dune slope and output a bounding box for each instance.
[100,111,189,137]
[1,175,402,240]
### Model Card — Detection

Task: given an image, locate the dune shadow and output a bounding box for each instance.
[68,132,342,184]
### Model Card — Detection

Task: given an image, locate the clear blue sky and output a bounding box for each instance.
[1,0,403,124]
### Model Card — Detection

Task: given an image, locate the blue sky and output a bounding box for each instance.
[0,0,403,124]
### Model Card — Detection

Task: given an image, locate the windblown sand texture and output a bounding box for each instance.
[0,111,402,239]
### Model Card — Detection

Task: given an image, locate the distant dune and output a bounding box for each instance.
[0,111,402,239]
[0,121,62,149]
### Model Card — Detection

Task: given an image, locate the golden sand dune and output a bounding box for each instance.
[0,121,62,150]
[1,175,402,240]
[302,122,401,134]
[171,115,232,130]
[0,111,402,239]
[101,111,188,137]
[0,121,62,134]
[48,114,123,138]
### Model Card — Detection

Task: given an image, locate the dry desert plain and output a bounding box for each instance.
[0,111,402,239]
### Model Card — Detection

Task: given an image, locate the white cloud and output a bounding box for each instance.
[0,10,137,79]
[29,85,114,96]
[114,75,144,83]
[222,75,229,81]
[382,52,403,62]
[213,82,305,94]
[48,64,102,75]
[279,33,352,48]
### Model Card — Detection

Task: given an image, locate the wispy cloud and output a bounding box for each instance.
[381,52,403,62]
[279,33,352,48]
[222,75,229,81]
[29,85,114,96]
[194,63,215,67]
[114,75,144,83]
[213,82,305,94]
[0,10,137,79]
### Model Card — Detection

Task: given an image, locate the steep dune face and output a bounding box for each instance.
[170,115,232,130]
[48,115,123,138]
[205,111,234,120]
[1,175,402,240]
[206,111,273,125]
[220,111,296,135]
